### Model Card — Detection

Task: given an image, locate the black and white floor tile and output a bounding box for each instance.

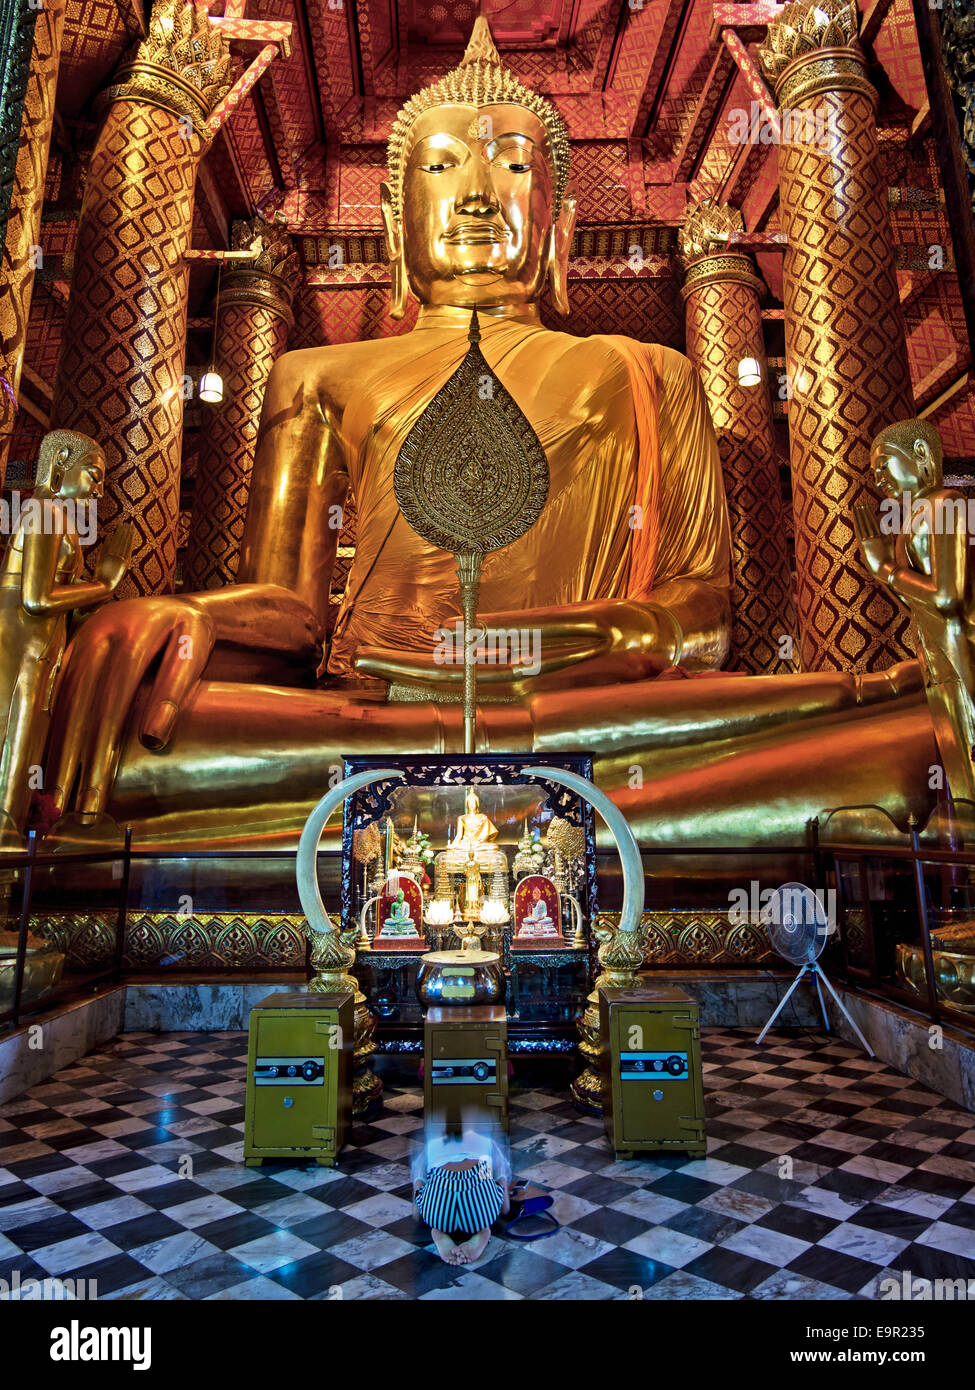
[1,1029,973,1300]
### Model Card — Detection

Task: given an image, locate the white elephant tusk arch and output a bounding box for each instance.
[522,766,645,935]
[296,769,407,935]
[297,766,644,939]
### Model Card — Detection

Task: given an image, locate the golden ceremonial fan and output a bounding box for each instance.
[394,310,549,752]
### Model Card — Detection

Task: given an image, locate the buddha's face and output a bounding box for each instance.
[465,790,478,813]
[57,447,106,501]
[871,438,939,498]
[396,103,556,309]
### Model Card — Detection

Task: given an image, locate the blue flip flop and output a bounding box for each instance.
[505,1190,559,1240]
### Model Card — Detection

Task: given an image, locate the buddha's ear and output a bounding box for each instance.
[380,181,411,321]
[914,436,938,487]
[547,189,578,316]
[35,433,69,496]
[51,454,67,495]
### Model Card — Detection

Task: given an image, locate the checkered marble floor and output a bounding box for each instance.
[1,1028,973,1301]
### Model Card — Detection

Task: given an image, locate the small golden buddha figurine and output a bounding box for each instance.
[440,788,505,878]
[451,789,499,850]
[461,847,484,921]
[0,431,131,840]
[854,420,975,803]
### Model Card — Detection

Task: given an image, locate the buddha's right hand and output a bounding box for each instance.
[47,596,216,817]
[48,585,322,817]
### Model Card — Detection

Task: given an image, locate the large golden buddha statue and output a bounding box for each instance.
[40,19,940,851]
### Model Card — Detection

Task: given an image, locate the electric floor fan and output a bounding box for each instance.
[757,881,874,1056]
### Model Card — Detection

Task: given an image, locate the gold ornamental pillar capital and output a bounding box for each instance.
[678,198,764,297]
[680,250,764,297]
[677,197,744,257]
[97,0,232,137]
[219,214,301,331]
[759,1,873,108]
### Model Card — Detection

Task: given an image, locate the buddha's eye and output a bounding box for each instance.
[422,162,450,173]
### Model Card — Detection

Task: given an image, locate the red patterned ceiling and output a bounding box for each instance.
[31,0,974,461]
[406,1,562,47]
[51,1,946,225]
[56,0,137,115]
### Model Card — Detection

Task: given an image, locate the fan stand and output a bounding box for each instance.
[757,961,875,1057]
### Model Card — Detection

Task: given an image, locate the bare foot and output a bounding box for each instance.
[453,1228,491,1264]
[431,1229,460,1264]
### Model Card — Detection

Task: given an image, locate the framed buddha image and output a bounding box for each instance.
[513,875,564,948]
[374,875,424,951]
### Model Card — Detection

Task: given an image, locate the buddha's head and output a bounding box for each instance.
[465,788,479,814]
[382,17,576,318]
[35,429,106,501]
[871,419,943,499]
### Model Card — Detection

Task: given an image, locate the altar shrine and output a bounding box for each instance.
[339,756,597,1066]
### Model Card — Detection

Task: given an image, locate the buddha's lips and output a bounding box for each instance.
[444,225,508,245]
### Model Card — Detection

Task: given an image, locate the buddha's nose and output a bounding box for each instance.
[456,175,499,214]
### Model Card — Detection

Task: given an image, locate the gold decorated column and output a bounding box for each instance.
[760,0,915,672]
[48,1,230,597]
[0,0,67,486]
[679,200,797,673]
[183,217,299,590]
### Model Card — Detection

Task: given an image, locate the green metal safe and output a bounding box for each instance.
[244,991,353,1167]
[423,1005,509,1134]
[599,986,706,1155]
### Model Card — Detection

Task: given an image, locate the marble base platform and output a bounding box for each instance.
[122,980,299,1032]
[2,973,972,1113]
[645,971,974,1112]
[643,969,824,1027]
[0,985,124,1105]
[118,972,825,1032]
[823,987,975,1113]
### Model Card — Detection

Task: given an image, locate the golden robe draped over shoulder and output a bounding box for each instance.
[327,318,730,676]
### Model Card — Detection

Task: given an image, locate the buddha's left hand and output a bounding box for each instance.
[354,584,730,694]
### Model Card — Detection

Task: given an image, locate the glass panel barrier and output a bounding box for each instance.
[834,858,873,979]
[0,843,127,1026]
[900,858,975,1025]
[0,864,29,1025]
[122,852,310,973]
